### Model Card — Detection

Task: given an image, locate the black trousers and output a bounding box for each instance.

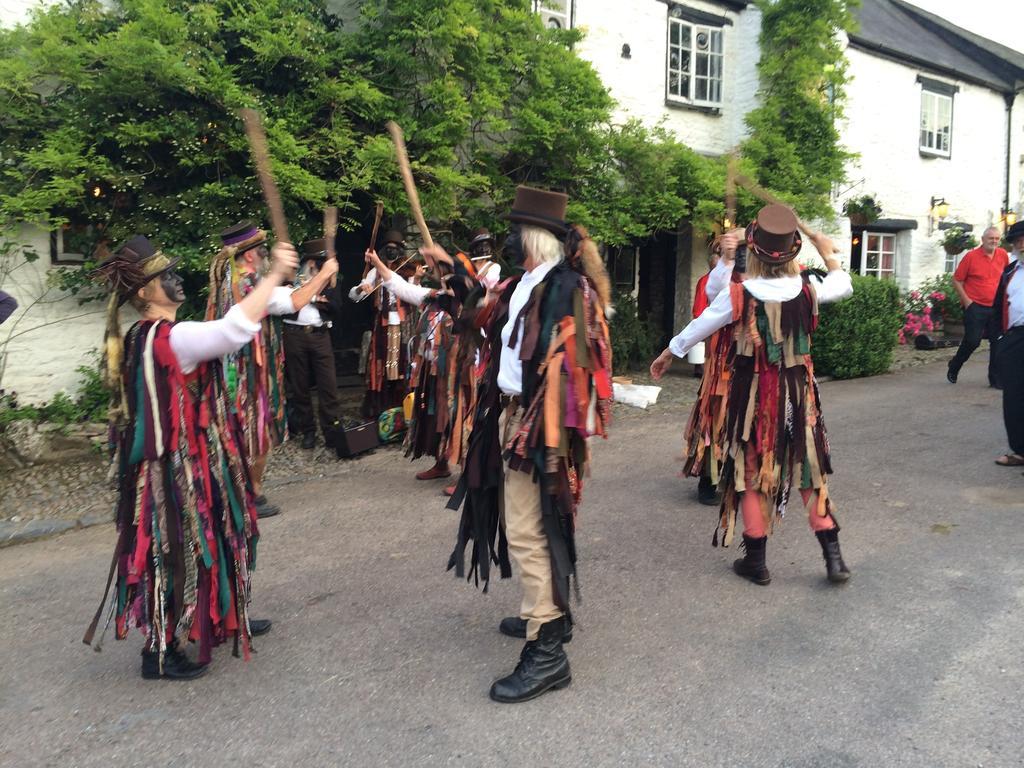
[949,303,997,383]
[283,324,341,437]
[996,329,1024,455]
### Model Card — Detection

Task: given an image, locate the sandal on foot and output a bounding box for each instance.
[994,454,1024,466]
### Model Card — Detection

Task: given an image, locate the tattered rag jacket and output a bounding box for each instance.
[446,262,612,610]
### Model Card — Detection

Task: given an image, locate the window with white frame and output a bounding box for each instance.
[860,233,897,279]
[534,0,571,30]
[943,249,960,274]
[920,89,952,157]
[667,12,724,106]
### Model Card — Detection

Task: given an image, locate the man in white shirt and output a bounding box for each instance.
[273,239,341,449]
[990,221,1024,467]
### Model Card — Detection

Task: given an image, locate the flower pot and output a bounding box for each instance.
[943,321,965,338]
[848,213,868,227]
[943,242,964,256]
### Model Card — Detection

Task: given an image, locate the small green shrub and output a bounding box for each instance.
[0,354,108,428]
[813,274,902,379]
[609,293,661,374]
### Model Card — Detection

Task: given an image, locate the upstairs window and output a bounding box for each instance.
[918,76,956,158]
[534,0,572,30]
[667,10,724,106]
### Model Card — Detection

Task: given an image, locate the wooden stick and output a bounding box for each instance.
[725,154,738,230]
[240,109,290,246]
[324,206,338,288]
[361,202,385,282]
[386,121,434,251]
[734,173,840,256]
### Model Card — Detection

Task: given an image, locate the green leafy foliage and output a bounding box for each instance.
[609,293,661,373]
[813,274,902,379]
[915,272,963,323]
[742,0,857,221]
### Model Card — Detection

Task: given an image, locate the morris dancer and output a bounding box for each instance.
[651,205,853,585]
[441,186,613,703]
[363,247,453,479]
[989,220,1024,467]
[350,230,417,418]
[84,235,298,679]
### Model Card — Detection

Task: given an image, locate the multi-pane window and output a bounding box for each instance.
[860,233,897,279]
[944,249,960,274]
[920,89,952,156]
[667,14,723,106]
[534,0,571,30]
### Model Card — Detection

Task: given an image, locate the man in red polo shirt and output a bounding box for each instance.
[947,226,1008,386]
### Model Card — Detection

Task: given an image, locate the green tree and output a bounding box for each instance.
[741,0,857,220]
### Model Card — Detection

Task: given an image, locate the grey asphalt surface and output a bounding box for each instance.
[1,358,1021,768]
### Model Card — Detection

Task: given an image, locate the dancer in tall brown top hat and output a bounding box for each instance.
[652,205,854,585]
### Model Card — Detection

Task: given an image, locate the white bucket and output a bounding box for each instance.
[687,341,706,365]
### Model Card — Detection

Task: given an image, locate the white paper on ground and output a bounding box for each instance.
[612,382,662,409]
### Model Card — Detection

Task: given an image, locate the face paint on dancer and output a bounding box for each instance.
[382,243,403,263]
[471,240,493,260]
[159,269,186,304]
[503,225,525,267]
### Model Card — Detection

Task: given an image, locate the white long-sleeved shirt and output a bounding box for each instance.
[383,271,433,307]
[267,286,297,316]
[668,263,853,359]
[1006,256,1024,330]
[498,261,557,395]
[704,259,732,304]
[349,267,401,325]
[169,304,262,374]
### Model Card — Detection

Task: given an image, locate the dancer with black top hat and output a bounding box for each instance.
[83,235,298,679]
[280,239,343,449]
[652,205,854,585]
[429,186,614,703]
[350,230,418,418]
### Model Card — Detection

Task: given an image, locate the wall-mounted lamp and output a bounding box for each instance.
[621,43,631,59]
[1001,208,1018,230]
[928,196,949,234]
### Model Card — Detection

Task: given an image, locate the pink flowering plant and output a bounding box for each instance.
[898,274,962,344]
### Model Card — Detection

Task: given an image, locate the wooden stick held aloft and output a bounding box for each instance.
[240,109,290,246]
[734,172,840,255]
[323,206,338,288]
[361,202,385,282]
[385,121,434,251]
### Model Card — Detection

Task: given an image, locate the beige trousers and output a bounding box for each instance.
[500,406,563,640]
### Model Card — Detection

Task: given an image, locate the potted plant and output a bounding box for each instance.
[939,225,978,256]
[842,195,882,226]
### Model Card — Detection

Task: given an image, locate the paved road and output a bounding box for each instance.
[1,359,1021,768]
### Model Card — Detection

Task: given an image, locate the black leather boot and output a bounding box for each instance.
[254,496,281,519]
[733,534,771,585]
[141,645,208,681]
[249,618,273,636]
[498,615,573,643]
[816,527,851,583]
[697,474,721,506]
[489,617,572,703]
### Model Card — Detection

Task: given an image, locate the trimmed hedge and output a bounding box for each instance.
[813,274,902,379]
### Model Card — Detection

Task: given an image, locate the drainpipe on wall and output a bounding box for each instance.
[1005,91,1015,217]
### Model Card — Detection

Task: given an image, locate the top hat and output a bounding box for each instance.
[220,220,267,253]
[94,235,180,303]
[507,186,568,236]
[470,228,495,247]
[301,238,329,262]
[745,204,802,264]
[1005,220,1024,243]
[379,230,406,248]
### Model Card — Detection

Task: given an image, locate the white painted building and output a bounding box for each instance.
[838,0,1024,289]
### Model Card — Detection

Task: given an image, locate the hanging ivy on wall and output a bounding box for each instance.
[741,0,858,221]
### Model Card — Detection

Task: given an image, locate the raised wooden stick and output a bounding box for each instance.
[361,202,385,282]
[386,121,440,277]
[734,172,840,254]
[324,206,338,288]
[240,108,297,276]
[725,154,737,231]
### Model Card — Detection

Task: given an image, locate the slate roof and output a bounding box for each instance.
[849,0,1024,92]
